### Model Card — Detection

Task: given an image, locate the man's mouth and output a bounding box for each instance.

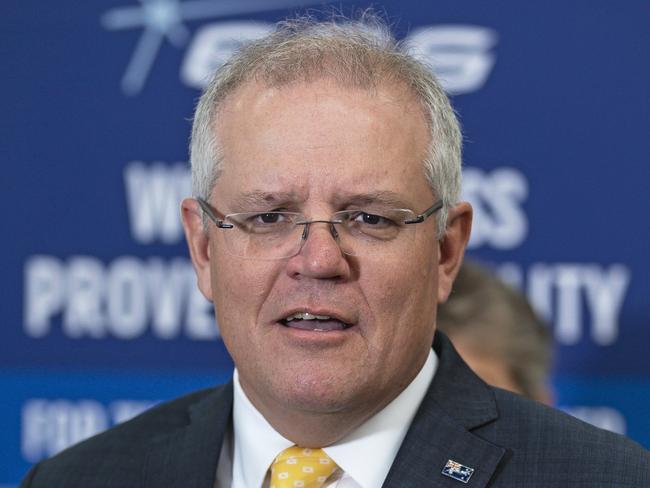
[279,311,353,331]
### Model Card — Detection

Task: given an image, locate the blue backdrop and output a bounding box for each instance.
[2,0,649,483]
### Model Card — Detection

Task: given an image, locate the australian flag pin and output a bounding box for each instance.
[441,459,475,483]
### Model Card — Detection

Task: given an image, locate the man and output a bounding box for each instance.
[437,261,553,404]
[21,16,648,487]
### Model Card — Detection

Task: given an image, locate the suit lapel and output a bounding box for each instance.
[143,382,233,488]
[382,332,506,487]
[141,333,505,487]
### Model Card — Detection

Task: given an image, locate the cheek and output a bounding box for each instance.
[210,253,277,329]
[367,251,438,344]
[210,259,279,369]
[369,252,436,303]
[362,257,436,331]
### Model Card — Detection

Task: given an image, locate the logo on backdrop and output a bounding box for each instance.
[407,25,497,95]
[101,0,338,95]
[102,1,497,96]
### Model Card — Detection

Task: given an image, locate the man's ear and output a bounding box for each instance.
[437,201,472,303]
[181,198,214,302]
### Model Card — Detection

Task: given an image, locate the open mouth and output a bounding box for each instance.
[279,312,353,331]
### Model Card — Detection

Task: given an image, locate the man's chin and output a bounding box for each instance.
[278,375,386,418]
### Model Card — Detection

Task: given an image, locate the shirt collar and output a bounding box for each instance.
[231,350,437,488]
[323,350,436,487]
[231,369,293,488]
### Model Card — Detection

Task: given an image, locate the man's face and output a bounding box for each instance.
[183,78,470,424]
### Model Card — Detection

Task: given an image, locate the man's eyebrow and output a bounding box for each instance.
[230,190,303,209]
[229,190,413,210]
[336,191,412,208]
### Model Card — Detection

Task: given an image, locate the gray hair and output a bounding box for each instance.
[190,14,462,237]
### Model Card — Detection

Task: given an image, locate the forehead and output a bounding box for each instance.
[212,78,433,208]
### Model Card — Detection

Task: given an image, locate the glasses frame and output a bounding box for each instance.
[197,198,442,227]
[195,197,443,258]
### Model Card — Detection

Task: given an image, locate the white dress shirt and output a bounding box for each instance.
[215,350,436,488]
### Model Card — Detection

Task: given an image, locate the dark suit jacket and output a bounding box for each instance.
[21,332,649,487]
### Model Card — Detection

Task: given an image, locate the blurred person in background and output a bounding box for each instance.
[437,260,552,404]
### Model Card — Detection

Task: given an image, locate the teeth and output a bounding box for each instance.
[285,312,332,322]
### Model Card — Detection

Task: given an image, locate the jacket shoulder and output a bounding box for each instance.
[480,388,650,486]
[20,386,227,488]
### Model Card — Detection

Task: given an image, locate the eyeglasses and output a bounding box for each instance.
[196,198,443,260]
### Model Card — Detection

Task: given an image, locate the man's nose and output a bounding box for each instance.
[286,222,350,280]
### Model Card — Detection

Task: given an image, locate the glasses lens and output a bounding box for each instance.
[335,209,416,256]
[217,209,417,259]
[223,212,304,259]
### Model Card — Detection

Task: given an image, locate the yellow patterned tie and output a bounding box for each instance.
[270,446,338,488]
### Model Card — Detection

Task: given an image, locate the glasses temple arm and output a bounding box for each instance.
[196,198,234,229]
[404,200,444,225]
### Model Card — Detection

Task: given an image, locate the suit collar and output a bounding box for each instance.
[382,331,506,487]
[143,382,233,488]
[142,332,505,488]
[429,331,499,430]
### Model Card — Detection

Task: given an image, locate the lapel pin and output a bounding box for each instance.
[442,459,475,483]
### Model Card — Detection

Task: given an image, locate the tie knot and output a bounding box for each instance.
[270,446,338,488]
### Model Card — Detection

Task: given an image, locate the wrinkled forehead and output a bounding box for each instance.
[215,76,430,142]
[210,78,433,209]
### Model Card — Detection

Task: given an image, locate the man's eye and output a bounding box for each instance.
[351,212,393,226]
[254,213,285,224]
